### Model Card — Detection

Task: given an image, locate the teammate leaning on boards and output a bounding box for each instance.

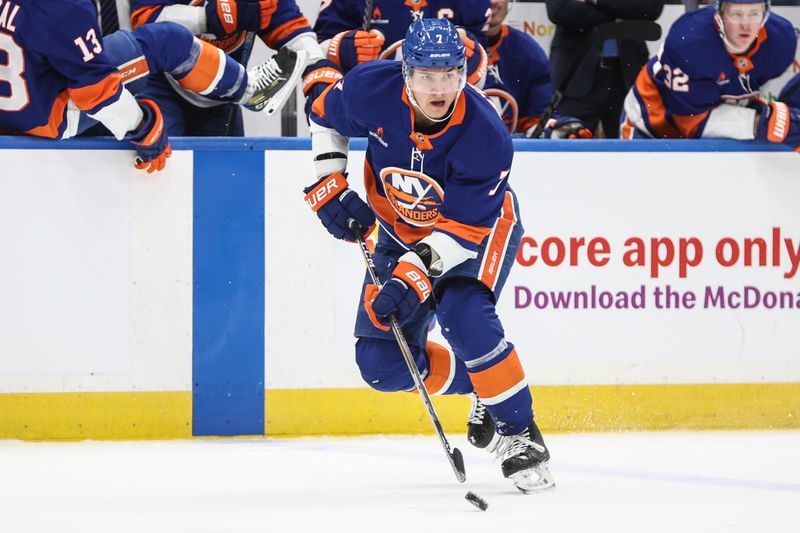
[621,0,800,149]
[0,0,285,171]
[128,0,341,133]
[304,18,553,494]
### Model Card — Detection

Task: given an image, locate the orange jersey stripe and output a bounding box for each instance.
[479,192,516,290]
[671,111,710,138]
[634,70,681,139]
[518,116,538,134]
[177,41,222,94]
[68,72,122,111]
[469,349,525,400]
[130,5,162,28]
[263,16,310,49]
[435,216,491,246]
[25,91,70,139]
[422,341,454,395]
[310,81,337,119]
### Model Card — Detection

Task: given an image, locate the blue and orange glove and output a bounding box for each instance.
[756,101,800,150]
[535,116,593,139]
[205,0,277,38]
[125,98,171,173]
[301,59,343,118]
[327,29,384,72]
[304,171,375,242]
[365,251,432,328]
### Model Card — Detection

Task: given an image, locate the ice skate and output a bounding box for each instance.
[492,420,555,493]
[242,47,308,115]
[467,393,497,449]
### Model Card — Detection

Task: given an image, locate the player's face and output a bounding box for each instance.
[408,67,465,119]
[489,0,510,29]
[721,2,766,50]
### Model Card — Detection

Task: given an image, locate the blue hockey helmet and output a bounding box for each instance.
[402,18,466,70]
[715,0,770,11]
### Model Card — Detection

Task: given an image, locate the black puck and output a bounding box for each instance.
[465,490,489,511]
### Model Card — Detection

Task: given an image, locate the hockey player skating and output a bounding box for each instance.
[304,17,553,493]
[0,0,298,171]
[621,0,800,149]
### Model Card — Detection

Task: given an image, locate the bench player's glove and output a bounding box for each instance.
[756,101,800,149]
[366,251,432,328]
[301,59,343,117]
[205,0,277,38]
[533,116,593,139]
[125,98,171,173]
[327,29,384,72]
[304,172,375,242]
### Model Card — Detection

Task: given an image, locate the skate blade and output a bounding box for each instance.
[263,50,309,116]
[509,463,556,494]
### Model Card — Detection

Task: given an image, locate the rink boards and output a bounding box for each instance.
[0,138,798,440]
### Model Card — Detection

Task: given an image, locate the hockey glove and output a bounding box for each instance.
[301,59,343,118]
[125,98,171,173]
[368,251,432,327]
[304,172,375,242]
[205,0,278,38]
[755,101,800,149]
[532,116,593,139]
[327,29,384,72]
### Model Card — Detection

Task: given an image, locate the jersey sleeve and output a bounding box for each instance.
[647,43,718,138]
[41,1,125,115]
[259,0,314,50]
[129,0,171,28]
[309,74,369,138]
[312,0,362,42]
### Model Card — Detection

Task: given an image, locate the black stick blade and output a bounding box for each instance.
[452,447,466,483]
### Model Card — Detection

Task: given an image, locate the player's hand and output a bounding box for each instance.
[327,29,384,71]
[304,172,375,242]
[756,101,800,149]
[301,59,343,117]
[536,116,593,139]
[366,251,432,327]
[457,28,488,88]
[126,98,171,173]
[205,0,278,38]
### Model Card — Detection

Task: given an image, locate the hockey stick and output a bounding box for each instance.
[529,20,662,139]
[348,219,467,483]
[362,0,374,31]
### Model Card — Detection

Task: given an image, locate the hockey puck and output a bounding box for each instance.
[465,491,489,511]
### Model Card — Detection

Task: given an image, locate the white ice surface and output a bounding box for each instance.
[1,431,798,533]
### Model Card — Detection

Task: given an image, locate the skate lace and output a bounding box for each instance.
[468,395,487,425]
[250,58,283,92]
[490,429,534,461]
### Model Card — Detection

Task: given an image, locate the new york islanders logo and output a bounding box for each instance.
[380,167,444,227]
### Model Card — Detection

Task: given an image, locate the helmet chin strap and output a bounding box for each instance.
[405,84,461,124]
[714,9,770,55]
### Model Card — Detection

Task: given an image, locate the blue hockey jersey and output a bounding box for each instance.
[0,0,124,138]
[483,23,551,134]
[314,0,490,50]
[624,6,796,139]
[310,60,513,253]
[130,0,313,59]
